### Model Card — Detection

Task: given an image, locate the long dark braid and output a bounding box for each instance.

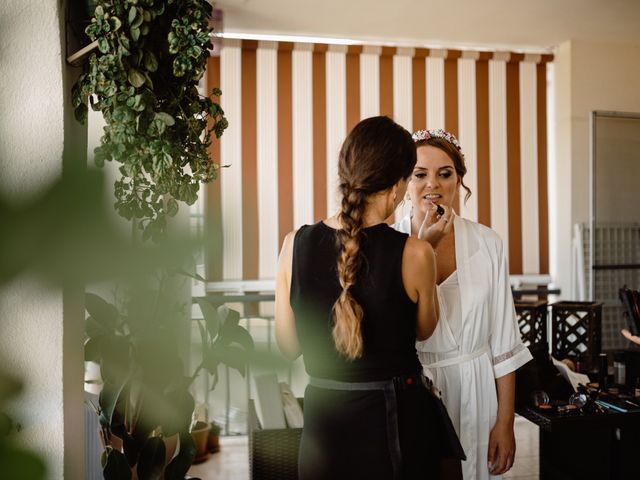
[331,116,416,360]
[333,186,367,359]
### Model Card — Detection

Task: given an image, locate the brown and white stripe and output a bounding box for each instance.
[206,39,552,280]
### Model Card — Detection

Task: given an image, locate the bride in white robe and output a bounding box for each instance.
[394,129,532,480]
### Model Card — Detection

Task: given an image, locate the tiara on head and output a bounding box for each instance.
[412,129,462,151]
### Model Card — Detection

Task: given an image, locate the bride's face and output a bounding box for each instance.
[408,145,460,217]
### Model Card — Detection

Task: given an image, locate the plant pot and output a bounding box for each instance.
[190,421,211,463]
[207,425,220,453]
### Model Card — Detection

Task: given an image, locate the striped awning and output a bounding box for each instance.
[206,39,552,281]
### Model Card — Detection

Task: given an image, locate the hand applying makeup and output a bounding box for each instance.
[417,201,454,248]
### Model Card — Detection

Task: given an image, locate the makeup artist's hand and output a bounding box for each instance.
[417,203,454,248]
[622,328,640,346]
[487,421,515,475]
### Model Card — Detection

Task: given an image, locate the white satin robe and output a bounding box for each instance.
[394,214,532,480]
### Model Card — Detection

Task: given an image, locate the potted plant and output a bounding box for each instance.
[69,1,239,478]
[71,0,228,241]
[207,420,221,454]
[85,289,253,479]
[190,420,210,463]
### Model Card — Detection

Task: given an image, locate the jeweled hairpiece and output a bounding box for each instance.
[412,129,462,151]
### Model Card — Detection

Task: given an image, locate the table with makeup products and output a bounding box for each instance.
[517,362,640,479]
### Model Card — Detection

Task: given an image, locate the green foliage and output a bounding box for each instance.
[0,370,47,480]
[85,284,256,478]
[164,433,197,480]
[72,0,228,241]
[0,168,201,479]
[103,448,132,480]
[0,169,197,287]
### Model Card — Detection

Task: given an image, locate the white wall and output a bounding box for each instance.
[553,39,640,298]
[594,115,640,223]
[0,1,84,478]
[570,40,640,225]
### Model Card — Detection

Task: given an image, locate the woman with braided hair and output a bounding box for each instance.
[393,129,532,479]
[276,116,463,479]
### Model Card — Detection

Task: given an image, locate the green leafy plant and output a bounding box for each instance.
[86,287,254,479]
[209,420,221,437]
[71,0,228,242]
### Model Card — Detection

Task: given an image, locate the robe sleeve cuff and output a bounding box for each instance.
[492,343,533,378]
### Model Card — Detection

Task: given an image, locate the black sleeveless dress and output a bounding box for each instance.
[291,221,446,479]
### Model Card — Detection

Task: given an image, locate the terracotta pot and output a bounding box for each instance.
[190,421,211,463]
[207,426,220,453]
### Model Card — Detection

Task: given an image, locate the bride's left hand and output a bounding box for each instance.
[487,421,515,475]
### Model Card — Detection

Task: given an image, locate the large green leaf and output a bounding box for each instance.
[0,441,47,479]
[202,348,219,376]
[98,378,128,428]
[131,415,155,449]
[121,430,141,468]
[226,325,254,351]
[196,319,207,351]
[100,336,131,385]
[85,293,118,337]
[86,316,111,339]
[164,433,196,480]
[103,448,131,480]
[195,298,219,339]
[137,436,165,480]
[84,336,103,362]
[218,305,240,330]
[217,308,245,347]
[160,390,195,437]
[214,345,247,377]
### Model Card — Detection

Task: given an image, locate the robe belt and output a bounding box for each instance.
[422,345,491,369]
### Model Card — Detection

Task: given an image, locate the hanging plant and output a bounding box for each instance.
[71,0,228,242]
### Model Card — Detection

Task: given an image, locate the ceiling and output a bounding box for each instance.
[215,0,640,52]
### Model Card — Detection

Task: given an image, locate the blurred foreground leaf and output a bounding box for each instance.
[0,168,200,286]
[103,448,132,480]
[0,441,47,480]
[137,436,165,480]
[0,369,21,404]
[0,368,46,479]
[164,433,196,480]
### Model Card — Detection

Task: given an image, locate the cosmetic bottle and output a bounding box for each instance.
[575,353,583,373]
[598,353,608,390]
[613,352,626,385]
